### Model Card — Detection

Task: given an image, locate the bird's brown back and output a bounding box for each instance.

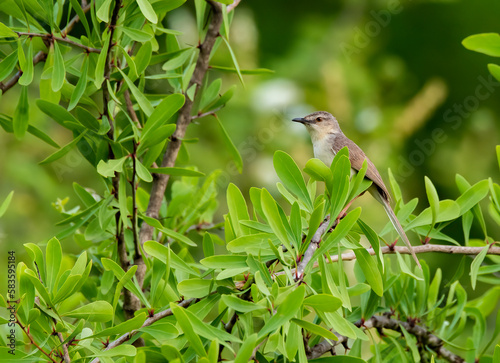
[332,133,391,202]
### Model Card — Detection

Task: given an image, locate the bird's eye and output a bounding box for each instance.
[316,117,322,122]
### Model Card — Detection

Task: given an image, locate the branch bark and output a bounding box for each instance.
[15,32,101,53]
[306,315,465,363]
[88,298,196,363]
[137,1,224,284]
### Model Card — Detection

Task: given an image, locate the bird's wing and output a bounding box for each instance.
[333,134,391,201]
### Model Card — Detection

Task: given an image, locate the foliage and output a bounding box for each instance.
[0,1,500,363]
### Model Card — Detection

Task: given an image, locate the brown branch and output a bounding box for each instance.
[88,298,196,363]
[16,32,101,53]
[0,4,91,94]
[227,0,242,12]
[62,4,92,36]
[16,318,58,363]
[138,1,224,280]
[295,216,334,281]
[320,244,500,265]
[57,332,71,363]
[0,51,47,93]
[277,244,500,278]
[307,315,464,362]
[191,105,223,120]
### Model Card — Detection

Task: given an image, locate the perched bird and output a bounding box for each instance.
[292,111,421,268]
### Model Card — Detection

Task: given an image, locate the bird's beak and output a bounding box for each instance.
[292,117,309,124]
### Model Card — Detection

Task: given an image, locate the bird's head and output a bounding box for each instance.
[292,111,341,138]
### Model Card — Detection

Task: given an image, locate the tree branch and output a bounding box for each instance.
[306,315,465,362]
[15,32,101,53]
[138,1,224,282]
[88,298,196,363]
[281,243,500,279]
[295,215,335,281]
[227,0,242,12]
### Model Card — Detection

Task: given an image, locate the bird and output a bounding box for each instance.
[292,111,421,268]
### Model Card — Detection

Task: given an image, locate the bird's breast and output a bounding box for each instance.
[313,139,336,167]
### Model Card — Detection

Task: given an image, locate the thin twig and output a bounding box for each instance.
[62,4,92,36]
[16,318,58,363]
[16,32,101,53]
[191,105,224,120]
[138,1,224,287]
[57,332,71,363]
[295,216,333,281]
[279,244,500,278]
[227,0,242,12]
[88,298,196,363]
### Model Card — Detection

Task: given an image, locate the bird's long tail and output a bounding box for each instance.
[379,196,421,269]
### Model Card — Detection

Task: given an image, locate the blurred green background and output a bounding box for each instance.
[1,0,500,290]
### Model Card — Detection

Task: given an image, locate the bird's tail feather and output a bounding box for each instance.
[379,196,421,269]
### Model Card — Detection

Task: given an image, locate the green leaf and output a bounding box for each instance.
[273,151,313,211]
[0,50,18,82]
[425,176,439,227]
[395,252,423,280]
[470,245,490,290]
[118,68,154,116]
[183,308,241,343]
[405,199,461,230]
[210,65,275,75]
[52,41,66,92]
[89,312,147,338]
[303,294,342,313]
[227,183,250,237]
[261,188,292,252]
[203,85,236,111]
[455,179,489,215]
[18,39,33,86]
[170,303,207,358]
[0,21,17,38]
[314,208,362,258]
[137,124,176,155]
[200,255,248,269]
[221,36,244,86]
[216,116,243,173]
[354,248,383,296]
[160,226,197,247]
[13,86,29,139]
[143,240,197,275]
[142,93,184,135]
[40,131,87,164]
[36,99,79,128]
[96,156,127,177]
[45,237,62,291]
[91,345,136,358]
[122,26,153,42]
[138,322,179,341]
[94,29,110,88]
[309,357,367,363]
[69,0,91,37]
[135,159,153,182]
[221,295,267,313]
[200,79,222,110]
[488,63,500,82]
[258,284,305,339]
[150,167,204,177]
[234,333,258,363]
[63,301,113,322]
[304,158,333,190]
[463,33,500,57]
[136,0,158,23]
[68,55,89,111]
[0,191,14,218]
[399,324,420,362]
[292,318,338,341]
